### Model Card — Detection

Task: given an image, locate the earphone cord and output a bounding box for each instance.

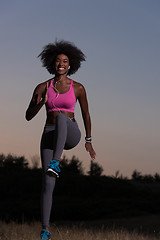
[51,81,61,114]
[51,79,74,121]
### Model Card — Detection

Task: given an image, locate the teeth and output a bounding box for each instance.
[59,68,64,70]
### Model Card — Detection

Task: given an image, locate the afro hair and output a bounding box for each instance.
[38,40,86,75]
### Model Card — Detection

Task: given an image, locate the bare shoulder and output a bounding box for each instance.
[73,80,85,89]
[73,80,86,98]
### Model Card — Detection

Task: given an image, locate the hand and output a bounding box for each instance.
[42,82,49,104]
[85,142,96,160]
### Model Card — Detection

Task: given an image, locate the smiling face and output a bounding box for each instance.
[54,54,70,75]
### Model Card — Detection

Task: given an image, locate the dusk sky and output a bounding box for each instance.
[0,0,160,177]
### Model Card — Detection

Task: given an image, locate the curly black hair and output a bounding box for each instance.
[38,40,86,76]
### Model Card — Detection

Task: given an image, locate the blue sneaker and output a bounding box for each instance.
[46,160,61,178]
[40,229,51,240]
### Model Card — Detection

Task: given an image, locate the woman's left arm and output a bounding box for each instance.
[77,83,96,160]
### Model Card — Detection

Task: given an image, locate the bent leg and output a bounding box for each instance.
[53,113,68,161]
[64,118,81,150]
[46,114,81,177]
[53,113,81,160]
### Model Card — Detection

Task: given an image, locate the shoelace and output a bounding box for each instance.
[48,160,61,172]
[41,229,51,240]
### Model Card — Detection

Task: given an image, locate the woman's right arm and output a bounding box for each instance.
[25,82,48,121]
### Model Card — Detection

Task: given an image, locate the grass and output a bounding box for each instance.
[0,215,160,240]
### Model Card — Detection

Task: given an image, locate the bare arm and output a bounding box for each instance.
[25,82,48,121]
[77,83,96,160]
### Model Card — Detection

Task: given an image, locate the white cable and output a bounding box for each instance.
[51,80,61,113]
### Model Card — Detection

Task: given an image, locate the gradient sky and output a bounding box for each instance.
[0,0,160,177]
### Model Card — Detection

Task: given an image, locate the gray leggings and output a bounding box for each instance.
[40,113,81,227]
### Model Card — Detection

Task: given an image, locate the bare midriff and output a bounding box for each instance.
[46,111,75,124]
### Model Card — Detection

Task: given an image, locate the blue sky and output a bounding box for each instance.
[0,0,160,177]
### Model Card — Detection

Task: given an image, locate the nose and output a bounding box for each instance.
[58,60,63,66]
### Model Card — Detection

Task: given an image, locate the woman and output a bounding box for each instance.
[25,40,96,240]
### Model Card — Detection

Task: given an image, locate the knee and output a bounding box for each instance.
[65,131,81,150]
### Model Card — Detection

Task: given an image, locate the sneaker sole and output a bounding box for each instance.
[46,168,59,178]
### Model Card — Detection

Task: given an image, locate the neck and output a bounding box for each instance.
[54,74,68,83]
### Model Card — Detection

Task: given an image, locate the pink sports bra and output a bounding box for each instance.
[45,79,76,113]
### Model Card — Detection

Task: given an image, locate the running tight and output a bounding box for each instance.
[40,113,81,227]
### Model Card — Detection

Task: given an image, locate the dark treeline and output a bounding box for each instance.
[1,153,160,223]
[1,153,160,181]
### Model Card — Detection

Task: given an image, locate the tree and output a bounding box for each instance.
[1,153,28,168]
[60,155,84,175]
[87,160,103,177]
[154,173,160,182]
[0,154,5,167]
[132,170,142,181]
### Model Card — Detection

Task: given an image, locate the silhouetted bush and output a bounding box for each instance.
[131,170,160,183]
[87,160,103,176]
[132,170,142,181]
[154,173,160,182]
[60,155,84,176]
[0,153,28,169]
[1,153,160,222]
